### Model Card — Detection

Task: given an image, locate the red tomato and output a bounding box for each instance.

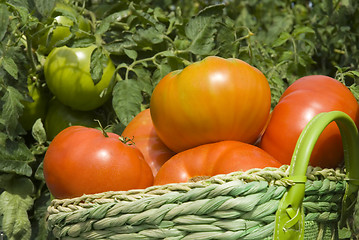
[150,56,271,153]
[260,75,359,168]
[154,140,282,185]
[121,108,175,176]
[43,126,153,199]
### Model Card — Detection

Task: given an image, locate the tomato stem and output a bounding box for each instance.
[95,119,108,137]
[25,31,37,73]
[119,136,135,146]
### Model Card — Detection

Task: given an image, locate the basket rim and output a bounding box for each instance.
[47,164,346,214]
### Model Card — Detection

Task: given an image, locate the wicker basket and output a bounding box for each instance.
[46,111,359,240]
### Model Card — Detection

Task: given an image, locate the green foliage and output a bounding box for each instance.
[0,191,34,239]
[1,0,359,239]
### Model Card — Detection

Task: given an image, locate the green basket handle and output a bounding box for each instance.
[273,111,359,240]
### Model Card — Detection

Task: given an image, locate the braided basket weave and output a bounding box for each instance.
[47,166,346,239]
[47,111,359,239]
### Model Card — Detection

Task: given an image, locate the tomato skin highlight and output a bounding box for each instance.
[43,126,153,199]
[150,56,271,153]
[154,140,282,185]
[44,45,116,111]
[260,75,359,168]
[122,109,175,176]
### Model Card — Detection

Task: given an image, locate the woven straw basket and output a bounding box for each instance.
[46,111,359,240]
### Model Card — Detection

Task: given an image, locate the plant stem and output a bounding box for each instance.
[95,119,109,137]
[25,33,37,73]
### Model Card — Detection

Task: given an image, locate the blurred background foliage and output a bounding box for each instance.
[85,0,359,107]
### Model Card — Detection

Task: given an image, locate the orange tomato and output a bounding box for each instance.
[150,56,271,152]
[122,109,175,176]
[154,140,282,185]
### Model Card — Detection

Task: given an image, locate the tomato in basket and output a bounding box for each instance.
[43,126,154,199]
[260,75,359,168]
[150,56,271,153]
[154,140,282,185]
[122,108,175,176]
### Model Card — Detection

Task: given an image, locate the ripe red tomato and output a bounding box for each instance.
[121,108,175,176]
[260,75,359,168]
[43,126,153,199]
[150,56,271,153]
[154,140,282,185]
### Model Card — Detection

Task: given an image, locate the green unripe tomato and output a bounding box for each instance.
[44,45,116,111]
[34,3,91,55]
[45,98,99,140]
[37,15,91,55]
[20,81,49,131]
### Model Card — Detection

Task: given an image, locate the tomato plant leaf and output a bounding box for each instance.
[104,40,137,55]
[50,1,76,19]
[298,52,316,67]
[8,0,29,9]
[90,47,108,85]
[349,85,359,101]
[0,133,34,177]
[7,176,34,195]
[185,5,224,56]
[186,21,217,55]
[2,55,18,80]
[34,0,56,17]
[133,67,153,95]
[216,20,237,58]
[279,50,294,62]
[124,48,138,60]
[32,119,47,145]
[0,191,34,240]
[129,2,157,27]
[34,162,44,181]
[198,4,226,17]
[132,26,165,47]
[292,26,315,37]
[0,175,35,239]
[71,36,96,48]
[96,10,131,35]
[30,189,51,239]
[153,7,168,22]
[152,63,172,88]
[350,71,359,78]
[0,86,25,139]
[0,3,10,42]
[160,50,175,57]
[272,32,291,48]
[112,80,142,125]
[6,1,30,25]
